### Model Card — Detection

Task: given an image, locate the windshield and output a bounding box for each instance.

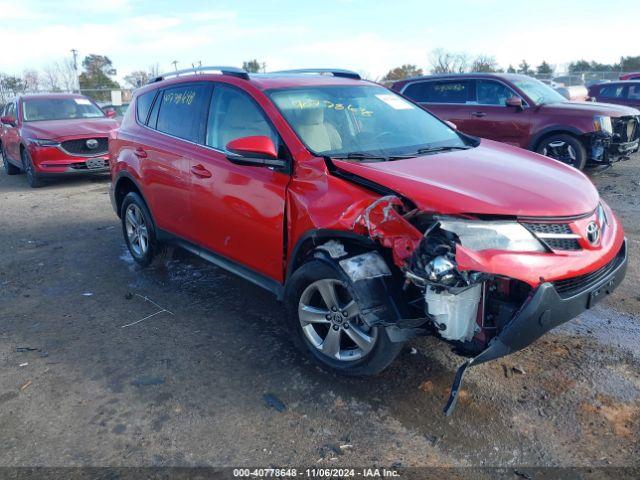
[22,97,105,122]
[268,85,468,160]
[511,77,567,105]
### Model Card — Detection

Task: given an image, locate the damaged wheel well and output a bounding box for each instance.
[286,230,377,281]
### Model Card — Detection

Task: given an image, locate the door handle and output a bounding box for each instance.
[133,147,148,158]
[471,111,487,118]
[191,164,212,178]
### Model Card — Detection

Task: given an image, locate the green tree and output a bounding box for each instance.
[618,55,640,72]
[242,59,265,73]
[518,60,533,75]
[507,64,516,74]
[381,64,423,82]
[568,59,591,73]
[536,61,554,76]
[78,54,120,101]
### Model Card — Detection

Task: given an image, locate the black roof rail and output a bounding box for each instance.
[270,68,361,80]
[149,66,249,84]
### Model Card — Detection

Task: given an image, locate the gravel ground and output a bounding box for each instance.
[0,154,638,469]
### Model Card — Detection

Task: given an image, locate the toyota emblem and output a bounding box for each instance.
[586,221,600,245]
[86,139,99,150]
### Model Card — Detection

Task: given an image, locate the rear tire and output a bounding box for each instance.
[121,192,163,267]
[285,259,403,376]
[536,133,587,170]
[21,148,44,187]
[2,147,20,175]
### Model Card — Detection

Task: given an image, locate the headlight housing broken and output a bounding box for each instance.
[438,219,546,253]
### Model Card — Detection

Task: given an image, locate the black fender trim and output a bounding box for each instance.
[527,125,586,150]
[111,171,152,218]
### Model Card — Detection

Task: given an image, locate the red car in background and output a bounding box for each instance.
[109,67,627,414]
[620,72,640,80]
[588,81,640,110]
[392,73,640,170]
[0,93,119,187]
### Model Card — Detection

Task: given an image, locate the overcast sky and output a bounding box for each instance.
[1,0,638,80]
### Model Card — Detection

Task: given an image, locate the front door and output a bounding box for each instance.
[189,83,289,282]
[3,102,21,162]
[463,79,532,148]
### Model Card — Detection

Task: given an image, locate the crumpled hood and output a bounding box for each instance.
[23,118,118,140]
[543,101,640,117]
[332,139,599,218]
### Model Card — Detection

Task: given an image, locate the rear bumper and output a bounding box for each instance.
[444,239,628,415]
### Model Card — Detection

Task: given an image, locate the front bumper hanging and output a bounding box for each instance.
[444,240,628,416]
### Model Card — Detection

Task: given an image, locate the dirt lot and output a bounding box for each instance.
[0,155,638,470]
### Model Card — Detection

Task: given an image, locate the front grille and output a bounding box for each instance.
[543,238,581,250]
[552,244,626,298]
[521,222,581,251]
[612,116,639,143]
[60,137,108,156]
[522,222,572,235]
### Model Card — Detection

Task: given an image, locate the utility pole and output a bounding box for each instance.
[70,48,79,93]
[171,60,179,72]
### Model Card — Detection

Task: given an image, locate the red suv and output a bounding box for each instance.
[0,93,118,187]
[392,73,640,170]
[110,67,627,414]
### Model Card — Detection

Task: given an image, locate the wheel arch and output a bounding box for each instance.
[113,171,153,220]
[528,125,587,151]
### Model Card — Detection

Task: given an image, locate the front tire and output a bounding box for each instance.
[21,149,44,187]
[121,192,163,266]
[285,259,403,376]
[536,133,587,170]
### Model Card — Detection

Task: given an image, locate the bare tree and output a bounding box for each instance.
[42,64,62,91]
[123,70,150,88]
[429,49,468,74]
[22,69,40,92]
[470,55,500,73]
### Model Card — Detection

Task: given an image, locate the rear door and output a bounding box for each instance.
[139,82,212,240]
[401,79,475,133]
[464,79,532,147]
[188,83,289,282]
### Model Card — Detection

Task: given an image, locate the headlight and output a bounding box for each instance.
[438,219,546,252]
[593,115,613,134]
[28,138,60,147]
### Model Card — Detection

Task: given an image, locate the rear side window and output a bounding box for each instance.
[404,81,470,104]
[156,83,211,143]
[599,84,625,98]
[136,91,156,124]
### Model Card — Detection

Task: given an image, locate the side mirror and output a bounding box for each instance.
[104,108,117,119]
[506,97,523,109]
[1,115,16,126]
[444,120,457,130]
[225,136,286,168]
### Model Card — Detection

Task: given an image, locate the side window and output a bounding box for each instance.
[402,82,429,102]
[156,83,211,143]
[627,85,640,100]
[475,80,518,106]
[424,81,470,104]
[206,84,278,151]
[599,85,625,98]
[136,90,156,124]
[6,102,16,119]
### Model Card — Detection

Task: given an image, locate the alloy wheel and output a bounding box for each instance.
[125,204,149,257]
[298,278,377,362]
[541,140,577,166]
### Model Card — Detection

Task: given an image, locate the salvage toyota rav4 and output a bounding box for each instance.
[109,67,627,415]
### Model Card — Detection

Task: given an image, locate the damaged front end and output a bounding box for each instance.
[345,196,628,416]
[589,115,640,163]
